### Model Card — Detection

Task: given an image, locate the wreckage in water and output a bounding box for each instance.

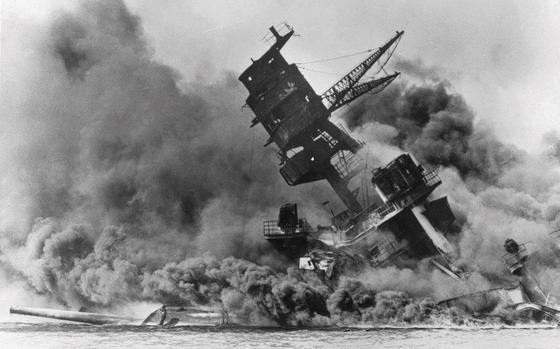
[438,238,560,322]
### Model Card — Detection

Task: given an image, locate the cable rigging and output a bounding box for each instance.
[294,48,375,65]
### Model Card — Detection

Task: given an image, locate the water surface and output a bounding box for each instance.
[0,322,558,348]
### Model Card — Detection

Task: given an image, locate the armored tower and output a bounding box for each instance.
[239,24,402,214]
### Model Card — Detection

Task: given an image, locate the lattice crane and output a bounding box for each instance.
[321,31,403,112]
[327,72,400,112]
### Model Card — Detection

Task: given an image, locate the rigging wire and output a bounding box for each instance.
[296,66,347,77]
[294,48,374,65]
[371,36,402,76]
[332,94,368,116]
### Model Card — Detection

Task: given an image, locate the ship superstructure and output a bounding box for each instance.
[8,25,560,327]
[438,238,560,321]
[238,24,464,280]
[239,25,401,214]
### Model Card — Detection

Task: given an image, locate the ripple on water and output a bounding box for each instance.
[0,323,558,349]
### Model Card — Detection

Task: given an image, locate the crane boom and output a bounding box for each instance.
[321,31,403,111]
[328,73,400,112]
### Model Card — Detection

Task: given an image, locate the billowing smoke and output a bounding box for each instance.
[0,0,335,311]
[342,77,519,183]
[2,0,560,327]
[341,59,560,302]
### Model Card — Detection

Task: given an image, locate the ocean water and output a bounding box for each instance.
[0,322,558,349]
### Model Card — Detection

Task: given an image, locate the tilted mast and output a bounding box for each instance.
[239,25,403,214]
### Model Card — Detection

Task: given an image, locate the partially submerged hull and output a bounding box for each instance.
[12,24,558,328]
[140,306,231,327]
[438,286,527,314]
[237,26,464,280]
[438,285,560,322]
[237,24,560,324]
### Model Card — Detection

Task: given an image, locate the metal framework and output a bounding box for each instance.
[321,31,403,111]
[326,72,400,112]
[239,25,403,216]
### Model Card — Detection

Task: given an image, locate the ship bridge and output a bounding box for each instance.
[336,154,442,247]
[239,24,403,215]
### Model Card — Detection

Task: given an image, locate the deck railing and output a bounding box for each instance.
[330,149,363,181]
[359,166,442,230]
[369,239,401,266]
[422,167,441,187]
[263,219,310,236]
[263,220,284,236]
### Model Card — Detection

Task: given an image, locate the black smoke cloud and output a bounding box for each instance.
[337,58,560,308]
[342,66,519,183]
[0,0,338,311]
[2,0,560,327]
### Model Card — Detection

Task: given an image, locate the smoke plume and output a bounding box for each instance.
[2,0,560,327]
[342,78,519,183]
[0,0,336,311]
[342,58,560,302]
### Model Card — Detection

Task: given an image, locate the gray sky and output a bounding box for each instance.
[3,0,560,152]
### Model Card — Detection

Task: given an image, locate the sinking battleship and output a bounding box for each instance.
[238,23,560,322]
[239,24,462,280]
[10,24,560,326]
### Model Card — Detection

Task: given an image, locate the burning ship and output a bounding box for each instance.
[10,24,560,327]
[238,24,462,280]
[238,23,560,322]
